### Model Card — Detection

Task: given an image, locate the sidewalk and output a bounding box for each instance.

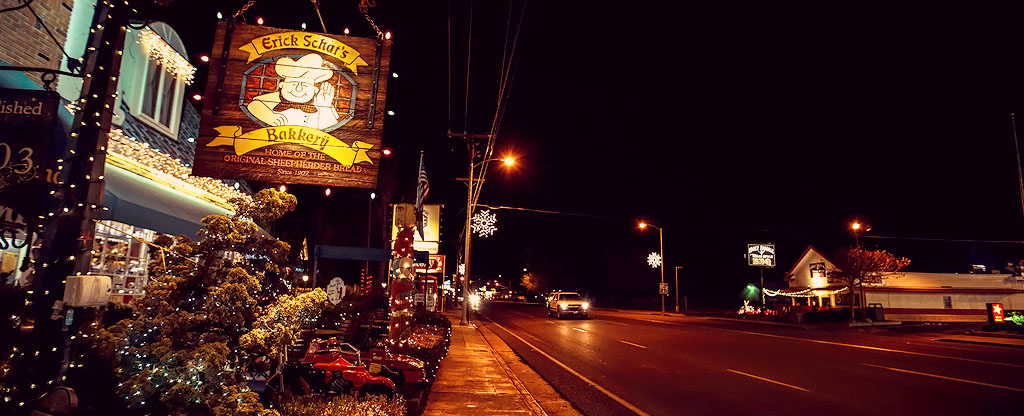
[936,331,1024,349]
[422,308,580,416]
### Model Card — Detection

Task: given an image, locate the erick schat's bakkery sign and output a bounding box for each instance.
[192,23,391,188]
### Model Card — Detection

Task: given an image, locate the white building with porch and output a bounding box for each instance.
[777,245,1024,322]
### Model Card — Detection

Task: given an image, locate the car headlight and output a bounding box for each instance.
[582,302,589,309]
[559,302,568,310]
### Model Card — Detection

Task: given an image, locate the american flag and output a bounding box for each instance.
[415,151,429,239]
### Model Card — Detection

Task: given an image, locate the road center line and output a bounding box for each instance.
[719,328,1024,369]
[619,340,647,349]
[861,363,1024,392]
[572,327,587,333]
[483,317,652,416]
[622,316,1024,369]
[726,369,811,392]
[604,320,630,326]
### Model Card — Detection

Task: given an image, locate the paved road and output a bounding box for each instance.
[476,301,1024,416]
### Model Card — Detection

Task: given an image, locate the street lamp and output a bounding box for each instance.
[461,155,517,325]
[366,192,375,277]
[850,220,871,248]
[674,266,684,313]
[638,221,666,315]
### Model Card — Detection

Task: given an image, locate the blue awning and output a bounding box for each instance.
[315,245,391,262]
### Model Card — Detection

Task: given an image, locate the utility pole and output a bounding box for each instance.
[760,267,765,308]
[1012,113,1024,219]
[450,132,490,326]
[659,226,665,316]
[463,138,474,326]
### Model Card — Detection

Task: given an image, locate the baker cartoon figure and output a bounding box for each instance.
[246,53,341,129]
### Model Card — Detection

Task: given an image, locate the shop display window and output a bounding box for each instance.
[90,220,155,295]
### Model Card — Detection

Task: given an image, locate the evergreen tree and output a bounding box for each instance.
[89,189,325,415]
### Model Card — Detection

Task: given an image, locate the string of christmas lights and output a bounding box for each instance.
[763,287,849,297]
[138,29,196,84]
[106,128,251,205]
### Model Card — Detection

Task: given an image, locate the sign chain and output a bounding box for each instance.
[233,0,259,19]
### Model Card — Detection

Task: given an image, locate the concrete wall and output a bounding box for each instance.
[867,288,1024,322]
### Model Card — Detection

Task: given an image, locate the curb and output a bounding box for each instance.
[707,317,808,329]
[936,337,1024,349]
[848,321,903,327]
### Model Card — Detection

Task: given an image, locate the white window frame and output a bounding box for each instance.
[132,47,184,137]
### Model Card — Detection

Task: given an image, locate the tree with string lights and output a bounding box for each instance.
[83,188,327,415]
[828,247,911,320]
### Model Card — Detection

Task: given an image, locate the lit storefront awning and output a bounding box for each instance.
[2,61,248,239]
[101,163,232,237]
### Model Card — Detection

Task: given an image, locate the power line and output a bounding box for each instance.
[862,235,1024,244]
[476,204,617,220]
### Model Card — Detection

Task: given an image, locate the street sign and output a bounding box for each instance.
[414,254,445,274]
[747,243,776,268]
[987,303,1005,324]
[327,277,344,305]
[0,89,63,221]
[659,282,669,295]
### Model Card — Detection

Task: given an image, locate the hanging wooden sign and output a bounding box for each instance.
[0,88,63,219]
[192,23,391,188]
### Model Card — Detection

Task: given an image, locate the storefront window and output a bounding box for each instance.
[90,220,154,296]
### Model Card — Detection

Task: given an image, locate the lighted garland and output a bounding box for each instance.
[763,287,849,297]
[107,129,251,207]
[138,29,196,84]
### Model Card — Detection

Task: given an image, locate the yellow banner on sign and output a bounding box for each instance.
[207,125,373,166]
[239,32,369,74]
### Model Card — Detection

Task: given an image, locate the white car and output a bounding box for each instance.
[546,291,589,319]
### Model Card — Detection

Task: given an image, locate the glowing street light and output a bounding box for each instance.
[850,220,871,248]
[638,221,666,315]
[461,155,518,325]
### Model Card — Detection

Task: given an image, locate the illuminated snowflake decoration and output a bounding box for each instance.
[472,209,498,237]
[646,252,662,268]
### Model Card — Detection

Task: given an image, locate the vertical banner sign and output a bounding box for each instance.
[747,243,776,268]
[0,89,62,219]
[392,203,440,254]
[193,23,391,188]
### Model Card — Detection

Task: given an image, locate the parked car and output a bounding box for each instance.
[308,338,428,386]
[546,291,590,319]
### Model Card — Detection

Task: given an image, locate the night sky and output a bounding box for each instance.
[157,1,1024,308]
